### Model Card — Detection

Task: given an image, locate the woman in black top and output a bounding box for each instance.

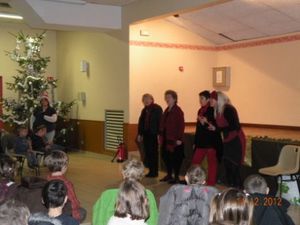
[209,91,246,188]
[137,94,163,177]
[33,92,57,143]
[192,91,222,186]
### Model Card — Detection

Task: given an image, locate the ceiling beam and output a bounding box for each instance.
[10,0,122,30]
[123,0,231,25]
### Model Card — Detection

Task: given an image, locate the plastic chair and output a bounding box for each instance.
[1,132,40,176]
[259,145,300,196]
[10,153,26,176]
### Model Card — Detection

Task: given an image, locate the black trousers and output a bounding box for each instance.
[162,144,184,178]
[223,137,242,188]
[143,133,159,175]
[224,159,242,188]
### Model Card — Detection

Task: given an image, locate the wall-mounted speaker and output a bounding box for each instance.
[80,60,89,73]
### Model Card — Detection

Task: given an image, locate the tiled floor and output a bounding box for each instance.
[24,151,299,225]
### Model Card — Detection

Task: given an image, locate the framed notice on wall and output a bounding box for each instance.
[213,66,230,88]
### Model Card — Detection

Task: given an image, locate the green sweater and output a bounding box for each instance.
[92,188,158,225]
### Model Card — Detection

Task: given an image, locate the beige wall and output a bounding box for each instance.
[0,22,57,99]
[217,41,300,126]
[56,31,129,122]
[3,19,298,127]
[129,20,300,126]
[129,19,217,123]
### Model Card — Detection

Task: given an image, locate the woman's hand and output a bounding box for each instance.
[176,140,182,145]
[158,136,162,145]
[137,135,143,143]
[198,116,208,125]
[208,123,216,131]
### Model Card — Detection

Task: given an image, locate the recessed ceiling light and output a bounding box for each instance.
[0,13,23,20]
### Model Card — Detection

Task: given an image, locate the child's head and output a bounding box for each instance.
[45,150,69,174]
[210,188,254,225]
[0,199,30,225]
[115,180,149,221]
[121,158,144,181]
[34,124,47,137]
[42,180,67,209]
[199,90,211,107]
[243,174,269,195]
[185,165,206,185]
[17,125,28,137]
[0,155,16,181]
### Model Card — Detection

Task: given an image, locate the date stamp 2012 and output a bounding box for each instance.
[237,196,282,207]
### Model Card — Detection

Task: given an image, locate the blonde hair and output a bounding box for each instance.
[186,165,206,185]
[244,175,268,194]
[215,91,230,115]
[115,180,149,220]
[0,199,30,225]
[44,150,69,172]
[122,158,145,181]
[210,188,254,225]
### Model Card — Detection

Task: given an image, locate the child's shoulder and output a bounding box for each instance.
[57,214,79,225]
[167,184,219,195]
[100,188,119,198]
[48,175,70,184]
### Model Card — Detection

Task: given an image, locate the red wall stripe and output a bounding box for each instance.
[130,33,300,51]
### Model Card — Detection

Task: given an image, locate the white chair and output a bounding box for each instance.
[259,145,300,196]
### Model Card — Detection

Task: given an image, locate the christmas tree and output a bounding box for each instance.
[2,31,76,145]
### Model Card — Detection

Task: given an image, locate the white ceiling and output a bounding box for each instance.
[86,0,139,6]
[167,0,300,45]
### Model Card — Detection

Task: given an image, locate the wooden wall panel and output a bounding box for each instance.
[185,123,300,140]
[76,120,104,154]
[58,120,300,154]
[76,120,139,154]
[124,123,138,152]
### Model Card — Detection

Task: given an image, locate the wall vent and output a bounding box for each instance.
[104,110,124,151]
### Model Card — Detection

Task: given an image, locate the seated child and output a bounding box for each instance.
[0,154,18,204]
[0,155,45,214]
[14,125,38,168]
[107,179,149,225]
[0,199,30,225]
[31,124,52,154]
[243,174,295,225]
[29,179,79,225]
[159,165,218,225]
[93,158,158,225]
[44,150,86,222]
[209,188,254,225]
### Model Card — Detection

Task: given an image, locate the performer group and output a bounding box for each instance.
[137,90,245,187]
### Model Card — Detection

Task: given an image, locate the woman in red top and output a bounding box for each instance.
[159,90,185,184]
[209,91,246,188]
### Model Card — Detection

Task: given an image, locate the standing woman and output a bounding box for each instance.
[33,92,57,143]
[209,91,245,188]
[137,94,163,177]
[192,90,222,186]
[160,90,185,184]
